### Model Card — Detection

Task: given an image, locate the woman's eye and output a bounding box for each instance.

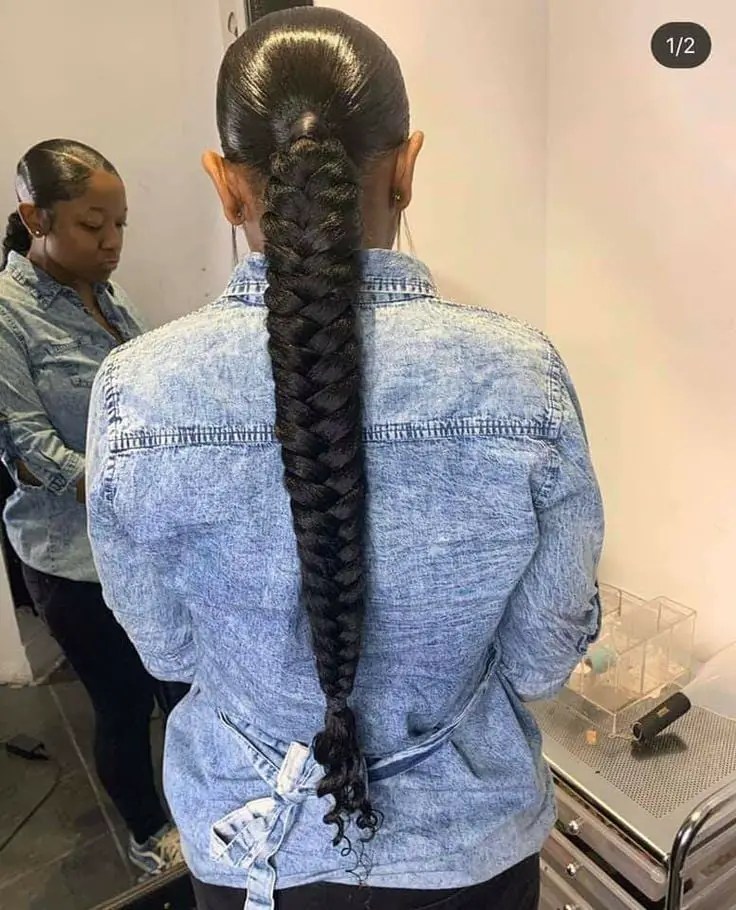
[82,223,103,232]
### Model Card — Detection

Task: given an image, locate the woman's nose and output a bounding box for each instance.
[100,226,122,251]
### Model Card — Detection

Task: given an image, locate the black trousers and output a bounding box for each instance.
[22,564,189,843]
[191,854,540,910]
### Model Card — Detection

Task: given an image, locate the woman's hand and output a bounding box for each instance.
[16,460,42,487]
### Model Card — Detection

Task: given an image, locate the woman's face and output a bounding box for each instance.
[40,169,128,285]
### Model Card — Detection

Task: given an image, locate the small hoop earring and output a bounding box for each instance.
[396,210,416,258]
[231,225,239,268]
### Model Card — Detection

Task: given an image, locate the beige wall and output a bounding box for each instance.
[323,0,549,327]
[547,2,736,655]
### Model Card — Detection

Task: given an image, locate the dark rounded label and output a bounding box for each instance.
[651,22,711,68]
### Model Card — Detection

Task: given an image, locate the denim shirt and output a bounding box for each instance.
[87,251,603,900]
[0,251,143,583]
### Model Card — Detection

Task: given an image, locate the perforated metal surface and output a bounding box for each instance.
[533,700,736,818]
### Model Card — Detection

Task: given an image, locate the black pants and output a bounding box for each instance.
[22,565,189,843]
[191,854,540,910]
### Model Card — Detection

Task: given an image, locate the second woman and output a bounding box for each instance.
[0,139,183,875]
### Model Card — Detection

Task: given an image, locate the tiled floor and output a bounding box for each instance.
[0,658,166,909]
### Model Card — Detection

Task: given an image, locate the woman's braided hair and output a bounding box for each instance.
[216,7,409,844]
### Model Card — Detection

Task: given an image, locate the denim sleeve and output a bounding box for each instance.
[0,311,84,495]
[497,357,604,701]
[86,358,196,683]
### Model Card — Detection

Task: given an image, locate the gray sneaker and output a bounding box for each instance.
[128,823,183,875]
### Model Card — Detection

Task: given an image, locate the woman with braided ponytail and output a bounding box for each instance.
[88,8,603,910]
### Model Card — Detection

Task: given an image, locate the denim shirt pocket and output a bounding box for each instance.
[33,337,99,401]
[33,337,87,379]
[41,337,84,357]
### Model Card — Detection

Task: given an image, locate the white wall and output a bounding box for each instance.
[547,2,736,655]
[0,554,31,685]
[0,0,232,327]
[323,0,548,327]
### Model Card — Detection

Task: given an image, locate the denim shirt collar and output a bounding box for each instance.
[5,250,112,310]
[224,249,437,306]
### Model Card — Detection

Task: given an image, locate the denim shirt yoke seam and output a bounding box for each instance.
[108,415,559,456]
[221,279,437,309]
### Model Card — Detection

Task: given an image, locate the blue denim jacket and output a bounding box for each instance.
[87,251,603,901]
[0,252,143,582]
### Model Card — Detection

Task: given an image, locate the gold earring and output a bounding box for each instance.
[231,225,239,268]
[396,210,416,258]
[393,190,402,205]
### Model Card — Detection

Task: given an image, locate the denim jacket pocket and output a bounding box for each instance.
[41,337,84,357]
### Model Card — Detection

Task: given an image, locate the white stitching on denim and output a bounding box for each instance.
[109,416,557,454]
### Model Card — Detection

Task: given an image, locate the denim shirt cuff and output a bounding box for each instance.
[48,450,85,495]
[578,593,602,653]
[499,661,573,702]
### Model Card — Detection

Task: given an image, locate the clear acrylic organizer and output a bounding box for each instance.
[562,584,696,736]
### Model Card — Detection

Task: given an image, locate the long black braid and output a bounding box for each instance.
[264,131,373,840]
[216,7,409,843]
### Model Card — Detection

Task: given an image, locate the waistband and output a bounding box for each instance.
[209,646,499,910]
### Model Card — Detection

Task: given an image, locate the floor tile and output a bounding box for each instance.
[48,672,96,768]
[0,665,173,908]
[0,832,135,910]
[0,767,108,886]
[0,683,82,778]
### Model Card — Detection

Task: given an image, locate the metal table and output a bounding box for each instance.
[534,698,736,909]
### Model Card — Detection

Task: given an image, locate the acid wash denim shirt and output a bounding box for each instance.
[87,250,604,905]
[0,251,143,583]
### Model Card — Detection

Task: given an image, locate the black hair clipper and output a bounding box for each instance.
[631,692,692,744]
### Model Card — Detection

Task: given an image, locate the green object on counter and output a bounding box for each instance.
[585,644,617,674]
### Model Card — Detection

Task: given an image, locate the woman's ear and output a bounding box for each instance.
[393,131,424,209]
[18,203,48,237]
[202,151,250,226]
